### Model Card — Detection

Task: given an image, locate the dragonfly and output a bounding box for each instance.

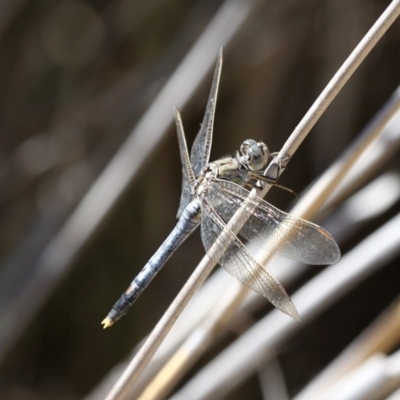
[101,51,340,328]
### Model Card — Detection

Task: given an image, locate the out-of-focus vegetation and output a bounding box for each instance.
[1,1,400,399]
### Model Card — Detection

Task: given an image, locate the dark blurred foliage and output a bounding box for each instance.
[0,0,399,399]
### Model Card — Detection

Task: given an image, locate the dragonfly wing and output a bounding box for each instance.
[190,50,223,176]
[175,108,196,218]
[209,180,340,265]
[200,198,299,320]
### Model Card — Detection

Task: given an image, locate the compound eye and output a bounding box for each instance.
[240,139,257,157]
[247,141,269,171]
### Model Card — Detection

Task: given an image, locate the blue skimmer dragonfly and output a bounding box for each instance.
[102,51,340,328]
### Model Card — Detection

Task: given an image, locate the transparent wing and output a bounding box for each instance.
[175,108,196,218]
[190,49,223,176]
[200,198,299,320]
[208,180,340,265]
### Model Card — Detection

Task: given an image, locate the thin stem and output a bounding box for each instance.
[294,298,400,399]
[277,0,400,163]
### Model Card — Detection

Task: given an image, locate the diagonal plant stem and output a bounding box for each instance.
[134,108,400,400]
[266,0,400,199]
[294,297,400,399]
[290,87,400,221]
[275,0,400,163]
[171,210,400,400]
[136,280,249,400]
[323,86,400,211]
[104,1,400,399]
[123,84,400,400]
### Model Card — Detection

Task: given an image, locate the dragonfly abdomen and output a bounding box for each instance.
[102,199,201,327]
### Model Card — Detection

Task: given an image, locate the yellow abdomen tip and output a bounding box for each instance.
[101,317,114,329]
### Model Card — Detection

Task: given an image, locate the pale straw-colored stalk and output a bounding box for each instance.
[295,298,400,399]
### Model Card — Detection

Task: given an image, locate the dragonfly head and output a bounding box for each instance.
[240,139,270,171]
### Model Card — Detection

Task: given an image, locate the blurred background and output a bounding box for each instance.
[0,0,400,399]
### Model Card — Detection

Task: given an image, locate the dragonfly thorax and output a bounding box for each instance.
[195,170,214,197]
[197,139,271,191]
[240,139,269,171]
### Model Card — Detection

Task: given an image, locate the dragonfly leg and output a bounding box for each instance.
[263,153,291,182]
